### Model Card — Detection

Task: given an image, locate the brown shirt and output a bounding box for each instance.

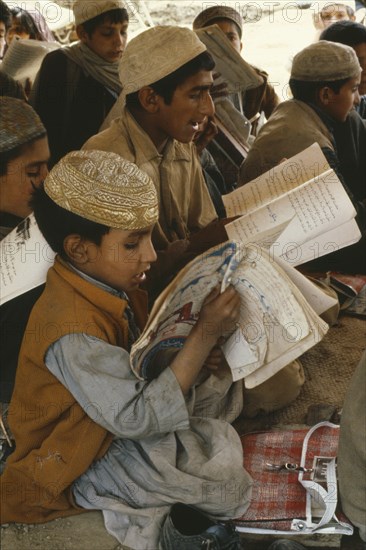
[83,108,217,250]
[239,99,334,185]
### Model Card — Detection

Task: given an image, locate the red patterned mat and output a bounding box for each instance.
[234,425,340,530]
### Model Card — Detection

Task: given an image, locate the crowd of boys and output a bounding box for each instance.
[0,1,365,549]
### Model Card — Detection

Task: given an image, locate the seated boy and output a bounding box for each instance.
[85,25,266,294]
[239,41,365,272]
[320,20,366,118]
[0,98,49,404]
[193,5,279,134]
[0,150,252,549]
[192,6,280,188]
[30,0,128,166]
[83,26,219,284]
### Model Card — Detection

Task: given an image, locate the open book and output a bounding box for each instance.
[223,143,361,265]
[195,24,255,171]
[131,241,332,388]
[0,214,55,305]
[195,24,263,95]
[1,218,333,387]
[1,37,60,86]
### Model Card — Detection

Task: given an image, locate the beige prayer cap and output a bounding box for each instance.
[0,97,46,153]
[193,6,243,38]
[73,0,125,26]
[44,150,158,230]
[291,40,361,81]
[119,26,207,102]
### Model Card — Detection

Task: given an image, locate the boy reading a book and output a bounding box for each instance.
[84,25,218,261]
[0,97,49,405]
[192,6,279,187]
[192,5,279,134]
[1,150,252,549]
[239,40,365,272]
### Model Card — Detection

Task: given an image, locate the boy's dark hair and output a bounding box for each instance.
[0,133,47,177]
[320,20,366,46]
[126,51,215,108]
[82,8,129,37]
[0,0,11,28]
[31,184,110,260]
[11,7,40,40]
[289,77,350,103]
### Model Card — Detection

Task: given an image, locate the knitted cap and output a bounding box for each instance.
[0,97,46,153]
[73,0,125,26]
[44,150,159,230]
[291,40,361,81]
[193,6,243,38]
[118,26,207,101]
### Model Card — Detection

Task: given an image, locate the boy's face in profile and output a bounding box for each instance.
[79,17,128,63]
[321,75,360,121]
[155,70,215,144]
[77,225,157,292]
[0,137,49,218]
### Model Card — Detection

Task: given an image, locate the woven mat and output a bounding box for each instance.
[235,314,366,432]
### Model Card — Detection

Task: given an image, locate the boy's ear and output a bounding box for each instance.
[318,86,331,106]
[138,87,160,113]
[76,24,87,42]
[63,234,90,264]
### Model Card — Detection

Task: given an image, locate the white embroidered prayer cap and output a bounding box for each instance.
[44,150,159,230]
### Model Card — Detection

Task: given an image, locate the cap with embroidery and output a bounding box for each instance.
[193,6,243,38]
[73,0,125,26]
[0,97,46,153]
[44,150,159,230]
[291,40,361,81]
[118,26,207,102]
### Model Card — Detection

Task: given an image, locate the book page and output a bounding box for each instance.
[274,256,339,316]
[225,169,357,265]
[0,214,55,305]
[223,143,330,217]
[1,37,60,84]
[279,219,361,266]
[243,267,328,388]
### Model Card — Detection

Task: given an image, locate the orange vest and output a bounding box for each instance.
[1,257,148,524]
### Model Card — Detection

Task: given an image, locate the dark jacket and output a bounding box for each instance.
[31,50,116,166]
